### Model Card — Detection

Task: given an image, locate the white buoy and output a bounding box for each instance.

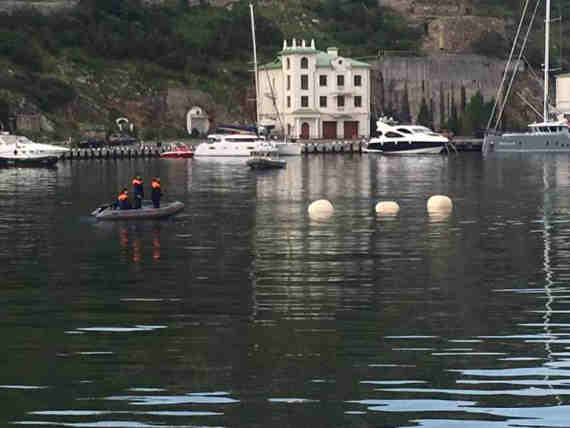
[375,201,400,215]
[308,199,334,220]
[427,195,453,213]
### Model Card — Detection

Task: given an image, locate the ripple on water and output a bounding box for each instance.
[104,391,239,405]
[73,325,167,333]
[0,385,48,390]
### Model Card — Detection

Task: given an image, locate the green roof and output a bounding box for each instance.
[259,50,371,70]
[315,52,370,68]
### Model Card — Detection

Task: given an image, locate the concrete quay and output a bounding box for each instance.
[59,138,482,160]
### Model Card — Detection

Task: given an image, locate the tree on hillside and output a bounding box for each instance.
[417,97,430,126]
[429,98,435,129]
[447,97,459,134]
[460,90,494,136]
[439,87,445,129]
[400,84,411,123]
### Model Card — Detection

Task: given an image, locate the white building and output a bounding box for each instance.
[258,39,371,140]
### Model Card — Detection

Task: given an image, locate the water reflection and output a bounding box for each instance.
[6,154,570,427]
[113,223,163,264]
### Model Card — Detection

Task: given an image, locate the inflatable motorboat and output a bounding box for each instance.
[91,200,184,220]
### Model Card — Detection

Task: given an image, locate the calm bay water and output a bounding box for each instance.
[1,152,570,427]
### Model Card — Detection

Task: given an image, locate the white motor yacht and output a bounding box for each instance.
[0,133,69,166]
[364,118,448,154]
[194,133,277,157]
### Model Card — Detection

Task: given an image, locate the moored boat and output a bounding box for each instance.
[364,117,447,154]
[160,143,194,158]
[0,153,59,166]
[274,139,302,156]
[483,0,563,153]
[194,133,276,157]
[0,132,69,166]
[92,200,184,220]
[247,150,286,169]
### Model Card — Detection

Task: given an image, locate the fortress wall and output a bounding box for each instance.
[372,54,505,129]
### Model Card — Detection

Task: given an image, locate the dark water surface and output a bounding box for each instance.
[2,153,570,427]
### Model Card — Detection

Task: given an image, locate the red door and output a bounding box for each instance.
[344,121,358,139]
[322,121,337,139]
[301,122,310,139]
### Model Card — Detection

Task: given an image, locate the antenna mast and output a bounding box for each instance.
[249,3,260,126]
[544,0,551,121]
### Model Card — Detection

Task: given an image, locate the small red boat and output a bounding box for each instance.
[160,143,194,158]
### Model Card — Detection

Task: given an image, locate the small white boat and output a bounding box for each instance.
[274,139,302,156]
[92,200,184,220]
[0,132,69,166]
[247,151,286,169]
[194,133,276,157]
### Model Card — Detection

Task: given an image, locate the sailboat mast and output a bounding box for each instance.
[249,3,260,126]
[544,0,551,121]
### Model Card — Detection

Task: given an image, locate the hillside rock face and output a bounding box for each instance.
[378,0,473,18]
[372,54,505,130]
[0,0,77,14]
[423,16,505,53]
[379,0,506,54]
[0,0,514,136]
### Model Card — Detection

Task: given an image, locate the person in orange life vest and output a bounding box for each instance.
[132,175,144,209]
[117,188,132,210]
[151,177,162,208]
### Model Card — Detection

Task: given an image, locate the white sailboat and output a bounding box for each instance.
[193,133,276,157]
[483,0,570,153]
[249,3,301,156]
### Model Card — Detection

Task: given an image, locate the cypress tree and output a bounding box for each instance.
[417,97,430,126]
[429,97,435,129]
[439,84,445,129]
[400,84,411,123]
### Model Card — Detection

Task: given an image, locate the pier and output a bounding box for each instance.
[59,138,482,160]
[62,145,164,160]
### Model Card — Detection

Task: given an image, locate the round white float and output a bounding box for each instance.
[375,201,400,215]
[426,195,453,213]
[308,199,334,220]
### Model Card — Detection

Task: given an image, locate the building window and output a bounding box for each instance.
[301,96,309,107]
[301,57,308,69]
[301,74,308,90]
[354,96,362,107]
[287,75,291,91]
[354,75,362,87]
[286,58,290,69]
[337,75,344,86]
[320,96,327,108]
[287,96,291,108]
[319,75,327,86]
[337,95,345,107]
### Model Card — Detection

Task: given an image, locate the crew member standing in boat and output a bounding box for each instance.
[151,177,162,208]
[117,188,132,210]
[132,175,144,209]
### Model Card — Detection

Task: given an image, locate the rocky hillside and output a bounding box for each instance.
[0,0,547,138]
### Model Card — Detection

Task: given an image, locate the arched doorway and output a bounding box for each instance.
[301,122,310,139]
